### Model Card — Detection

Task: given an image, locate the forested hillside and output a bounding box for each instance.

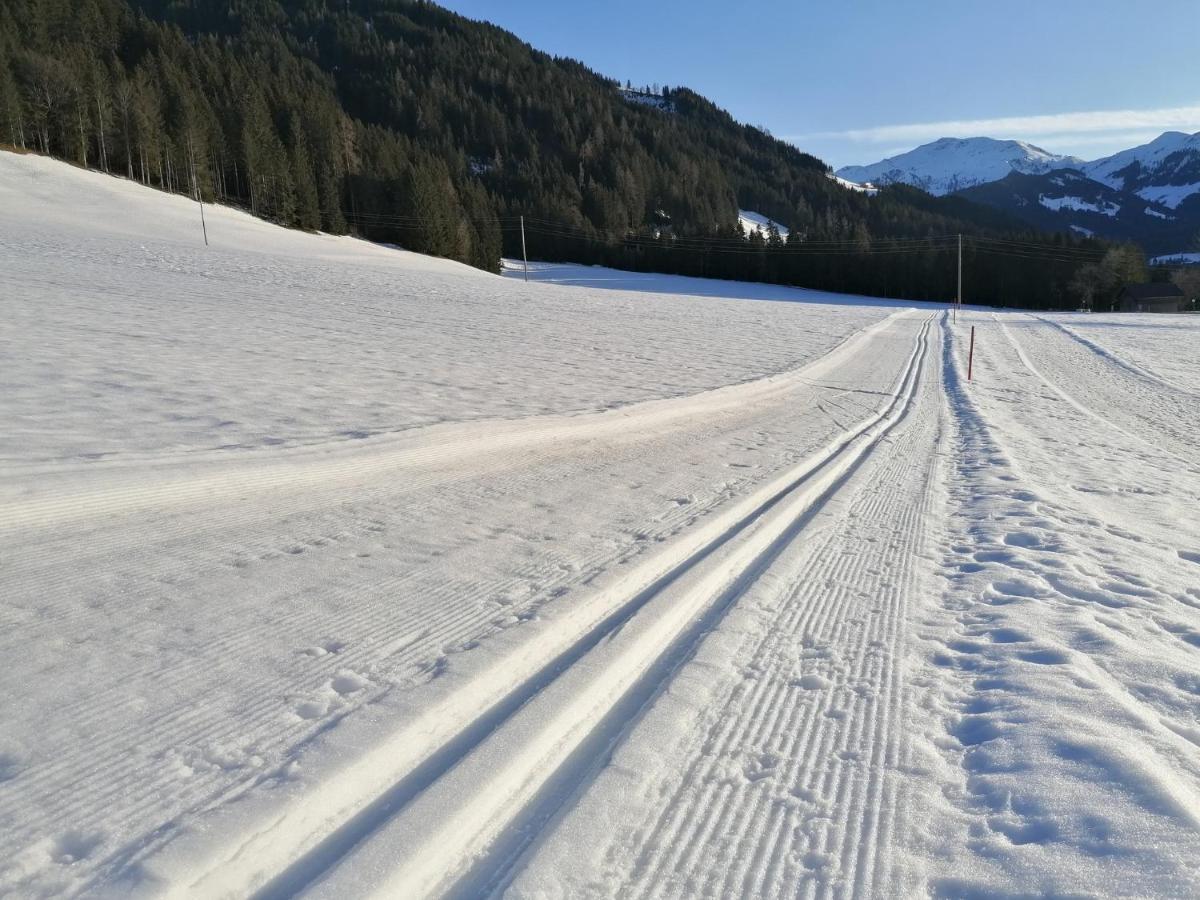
[0,0,1142,307]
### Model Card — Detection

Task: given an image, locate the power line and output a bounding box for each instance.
[342,210,1111,263]
[970,247,1107,264]
[968,236,1108,257]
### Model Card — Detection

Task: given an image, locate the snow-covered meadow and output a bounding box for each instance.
[2,151,1199,898]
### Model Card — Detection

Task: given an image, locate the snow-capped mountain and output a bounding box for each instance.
[1081,131,1200,209]
[956,166,1197,257]
[838,132,1200,256]
[835,137,1083,196]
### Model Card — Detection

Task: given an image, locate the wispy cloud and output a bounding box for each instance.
[789,103,1200,147]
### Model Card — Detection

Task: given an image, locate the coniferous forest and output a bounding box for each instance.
[0,0,1147,308]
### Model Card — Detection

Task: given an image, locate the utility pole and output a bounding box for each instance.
[188,138,208,247]
[956,233,962,322]
[520,215,529,283]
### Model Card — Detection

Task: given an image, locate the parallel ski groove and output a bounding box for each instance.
[19,330,916,900]
[6,297,923,898]
[998,315,1200,470]
[223,317,932,899]
[505,318,942,900]
[12,439,773,878]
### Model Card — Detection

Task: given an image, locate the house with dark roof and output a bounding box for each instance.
[1118,283,1185,313]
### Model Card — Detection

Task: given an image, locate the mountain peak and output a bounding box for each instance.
[835,136,1083,196]
[1081,130,1200,205]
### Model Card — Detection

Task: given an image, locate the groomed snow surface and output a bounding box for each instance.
[3,151,1200,898]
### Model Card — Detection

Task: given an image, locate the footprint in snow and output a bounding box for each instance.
[52,829,106,865]
[793,673,832,690]
[1003,531,1042,549]
[295,699,328,720]
[987,627,1032,644]
[0,750,26,783]
[801,851,830,871]
[1017,647,1071,665]
[302,639,346,657]
[742,751,780,782]
[330,671,369,696]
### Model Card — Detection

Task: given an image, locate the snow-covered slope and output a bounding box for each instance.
[929,132,1200,253]
[827,172,879,195]
[5,151,1200,899]
[738,209,790,239]
[836,137,1083,196]
[1082,131,1200,209]
[838,132,1200,252]
[1150,251,1200,265]
[619,87,674,112]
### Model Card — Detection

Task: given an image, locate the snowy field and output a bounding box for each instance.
[3,151,1200,898]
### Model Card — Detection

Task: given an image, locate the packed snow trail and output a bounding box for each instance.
[902,313,1200,896]
[4,152,1200,899]
[1000,314,1200,463]
[504,319,943,900]
[506,312,1200,899]
[258,321,932,899]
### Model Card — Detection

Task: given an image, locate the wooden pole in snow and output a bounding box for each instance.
[520,215,529,283]
[955,232,962,323]
[189,140,208,247]
[968,325,975,381]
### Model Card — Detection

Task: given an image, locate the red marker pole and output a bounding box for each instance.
[968,325,975,381]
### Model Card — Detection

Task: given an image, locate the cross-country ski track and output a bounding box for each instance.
[3,151,1200,898]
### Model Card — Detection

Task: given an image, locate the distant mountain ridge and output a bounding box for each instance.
[1080,131,1200,209]
[836,137,1084,196]
[837,133,1200,256]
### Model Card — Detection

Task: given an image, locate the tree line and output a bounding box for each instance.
[0,0,1148,309]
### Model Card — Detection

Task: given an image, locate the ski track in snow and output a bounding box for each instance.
[1034,314,1200,399]
[282,319,934,900]
[506,318,942,900]
[993,315,1200,468]
[3,151,1200,898]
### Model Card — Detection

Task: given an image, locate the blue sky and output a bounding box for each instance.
[438,0,1200,169]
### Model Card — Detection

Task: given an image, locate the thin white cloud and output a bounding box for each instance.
[791,104,1200,146]
[1020,130,1168,151]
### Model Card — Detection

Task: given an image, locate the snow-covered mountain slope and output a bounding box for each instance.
[1151,251,1200,265]
[839,132,1200,252]
[5,151,1200,899]
[957,167,1197,255]
[836,137,1083,196]
[738,209,790,239]
[1082,131,1200,207]
[827,172,879,195]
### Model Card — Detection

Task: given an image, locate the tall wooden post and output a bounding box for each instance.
[520,215,529,283]
[955,233,962,323]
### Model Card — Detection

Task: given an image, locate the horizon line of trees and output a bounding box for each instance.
[0,0,1162,310]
